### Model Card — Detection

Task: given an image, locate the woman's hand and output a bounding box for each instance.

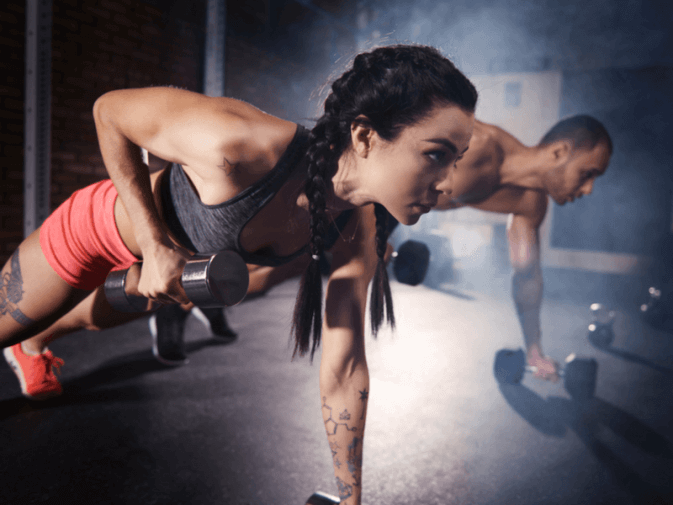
[136,237,192,305]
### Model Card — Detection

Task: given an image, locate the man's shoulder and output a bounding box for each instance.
[513,190,548,226]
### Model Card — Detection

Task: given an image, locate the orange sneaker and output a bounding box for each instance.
[3,343,64,400]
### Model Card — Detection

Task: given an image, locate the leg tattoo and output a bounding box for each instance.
[0,250,35,327]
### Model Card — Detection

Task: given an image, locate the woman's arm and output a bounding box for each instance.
[92,87,276,302]
[320,205,378,505]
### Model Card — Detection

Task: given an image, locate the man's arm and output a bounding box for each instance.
[507,202,558,381]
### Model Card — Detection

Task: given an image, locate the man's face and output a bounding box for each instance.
[546,142,611,205]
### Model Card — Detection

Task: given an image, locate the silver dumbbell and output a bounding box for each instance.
[588,303,615,348]
[104,251,249,312]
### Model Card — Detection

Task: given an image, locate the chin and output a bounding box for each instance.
[401,213,421,225]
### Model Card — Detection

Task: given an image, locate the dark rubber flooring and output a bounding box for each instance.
[1,277,672,505]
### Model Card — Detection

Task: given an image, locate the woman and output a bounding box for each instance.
[2,44,476,504]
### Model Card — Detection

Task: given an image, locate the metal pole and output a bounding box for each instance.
[24,0,52,237]
[204,0,226,97]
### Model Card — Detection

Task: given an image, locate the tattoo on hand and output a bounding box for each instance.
[0,250,34,327]
[217,157,239,176]
[336,476,353,500]
[322,397,357,436]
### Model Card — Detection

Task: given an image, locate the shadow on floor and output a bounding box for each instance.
[499,383,673,503]
[587,328,673,376]
[0,336,236,419]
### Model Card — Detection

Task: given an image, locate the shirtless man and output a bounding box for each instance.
[435,114,612,380]
[222,115,612,381]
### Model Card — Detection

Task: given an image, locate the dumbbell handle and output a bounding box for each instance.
[524,365,565,377]
[104,251,249,312]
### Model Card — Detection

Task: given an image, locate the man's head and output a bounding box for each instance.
[538,115,612,205]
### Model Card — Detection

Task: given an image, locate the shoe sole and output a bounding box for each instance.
[148,314,188,367]
[191,307,237,341]
[3,346,60,401]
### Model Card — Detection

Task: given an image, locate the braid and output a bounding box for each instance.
[370,204,395,335]
[291,120,337,359]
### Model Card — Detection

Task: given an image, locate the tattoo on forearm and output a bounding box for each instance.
[217,156,239,176]
[347,437,362,487]
[336,476,353,501]
[322,397,357,436]
[0,250,35,327]
[329,441,341,469]
[359,388,368,420]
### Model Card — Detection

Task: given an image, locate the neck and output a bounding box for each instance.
[327,150,365,211]
[499,143,551,191]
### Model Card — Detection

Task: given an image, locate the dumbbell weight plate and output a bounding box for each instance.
[587,323,614,348]
[104,265,152,313]
[493,348,527,385]
[182,251,248,307]
[563,355,597,400]
[393,239,430,286]
[306,491,340,504]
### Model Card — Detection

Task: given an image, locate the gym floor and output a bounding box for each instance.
[1,276,672,505]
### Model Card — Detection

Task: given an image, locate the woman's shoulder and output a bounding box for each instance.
[205,98,301,166]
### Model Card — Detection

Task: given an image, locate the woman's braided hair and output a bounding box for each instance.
[292,44,478,359]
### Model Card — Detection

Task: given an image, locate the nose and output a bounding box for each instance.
[581,180,595,196]
[434,172,453,196]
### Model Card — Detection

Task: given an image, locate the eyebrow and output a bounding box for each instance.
[423,138,469,155]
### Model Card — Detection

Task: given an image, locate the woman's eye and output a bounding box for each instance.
[427,151,445,163]
[453,155,464,167]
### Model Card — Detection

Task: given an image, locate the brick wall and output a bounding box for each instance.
[0,0,205,267]
[0,0,25,262]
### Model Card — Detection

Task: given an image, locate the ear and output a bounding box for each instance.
[350,115,375,158]
[550,140,572,164]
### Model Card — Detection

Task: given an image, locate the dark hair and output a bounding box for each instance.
[539,115,613,155]
[291,44,478,359]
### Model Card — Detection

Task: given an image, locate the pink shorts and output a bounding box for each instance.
[40,179,139,290]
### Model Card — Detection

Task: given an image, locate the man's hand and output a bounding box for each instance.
[527,349,559,382]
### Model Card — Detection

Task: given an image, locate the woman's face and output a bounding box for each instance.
[358,103,474,225]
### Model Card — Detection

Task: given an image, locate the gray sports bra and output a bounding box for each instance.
[160,124,354,266]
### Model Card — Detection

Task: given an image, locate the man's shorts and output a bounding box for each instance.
[39,179,139,290]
